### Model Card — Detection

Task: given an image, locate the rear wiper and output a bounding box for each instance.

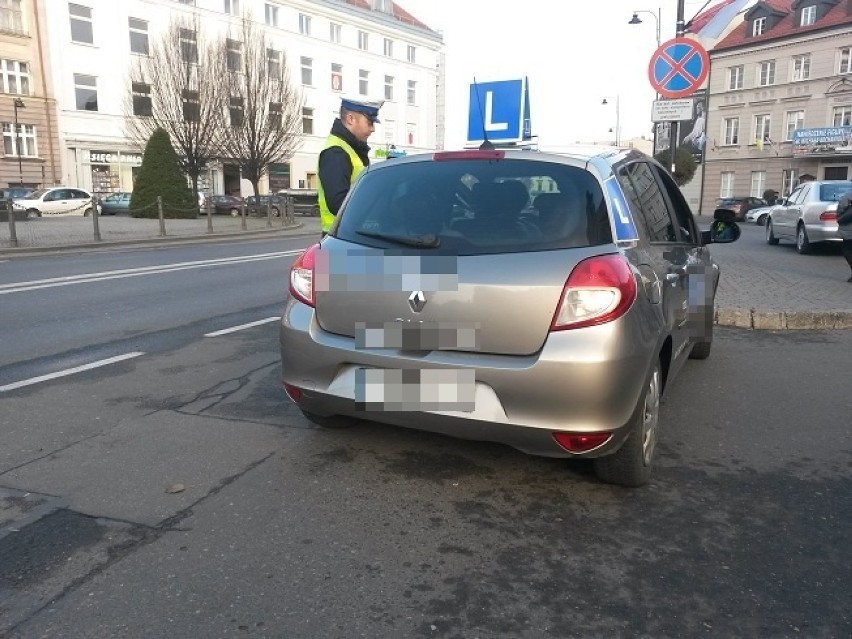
[355,230,441,248]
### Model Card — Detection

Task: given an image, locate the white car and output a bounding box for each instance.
[745,203,781,226]
[13,187,100,218]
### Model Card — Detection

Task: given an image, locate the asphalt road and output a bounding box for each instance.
[1,237,850,638]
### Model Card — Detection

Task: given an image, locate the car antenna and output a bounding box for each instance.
[472,77,495,150]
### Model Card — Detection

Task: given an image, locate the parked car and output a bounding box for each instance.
[277,188,320,216]
[245,194,284,217]
[208,194,245,216]
[99,192,132,215]
[745,203,782,226]
[279,147,740,487]
[0,187,34,220]
[716,196,767,222]
[12,187,100,217]
[765,180,852,254]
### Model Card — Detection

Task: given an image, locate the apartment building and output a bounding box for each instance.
[702,0,852,213]
[41,0,443,198]
[0,0,61,190]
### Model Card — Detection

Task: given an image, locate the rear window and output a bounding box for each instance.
[335,158,612,255]
[819,182,852,202]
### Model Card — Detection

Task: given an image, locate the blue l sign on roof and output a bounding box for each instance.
[467,79,525,144]
[605,177,639,243]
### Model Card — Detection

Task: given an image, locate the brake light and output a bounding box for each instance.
[289,243,320,307]
[553,432,613,453]
[282,381,302,403]
[433,150,505,161]
[551,254,637,330]
[819,211,837,222]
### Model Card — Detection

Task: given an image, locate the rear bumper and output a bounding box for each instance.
[805,223,841,243]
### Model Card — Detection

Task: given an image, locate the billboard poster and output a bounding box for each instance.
[653,89,707,165]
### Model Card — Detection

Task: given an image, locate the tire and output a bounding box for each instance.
[230,208,239,217]
[84,207,93,217]
[757,214,767,226]
[271,207,280,217]
[26,208,41,219]
[300,409,350,429]
[796,223,811,255]
[689,321,713,360]
[311,205,320,217]
[766,219,779,245]
[594,361,661,487]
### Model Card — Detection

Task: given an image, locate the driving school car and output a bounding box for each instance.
[279,147,739,487]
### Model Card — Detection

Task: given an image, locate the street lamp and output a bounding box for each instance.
[628,8,662,49]
[12,97,25,186]
[601,96,620,146]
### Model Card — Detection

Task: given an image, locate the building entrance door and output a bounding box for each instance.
[223,164,241,195]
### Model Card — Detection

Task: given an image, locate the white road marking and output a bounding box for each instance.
[0,352,145,392]
[204,317,281,337]
[0,250,302,295]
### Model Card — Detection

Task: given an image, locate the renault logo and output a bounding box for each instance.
[408,290,426,313]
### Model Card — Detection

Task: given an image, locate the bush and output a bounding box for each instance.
[654,147,697,187]
[130,128,197,218]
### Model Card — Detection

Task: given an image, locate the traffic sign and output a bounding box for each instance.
[467,79,528,144]
[648,37,709,99]
[651,98,694,122]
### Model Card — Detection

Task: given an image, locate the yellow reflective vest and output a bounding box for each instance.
[318,134,365,233]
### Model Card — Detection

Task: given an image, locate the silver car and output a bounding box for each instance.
[766,180,852,254]
[279,148,739,487]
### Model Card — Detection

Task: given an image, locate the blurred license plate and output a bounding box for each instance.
[355,368,475,412]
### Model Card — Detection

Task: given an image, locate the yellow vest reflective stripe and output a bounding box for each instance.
[318,134,365,233]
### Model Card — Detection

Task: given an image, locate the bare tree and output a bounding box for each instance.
[124,17,227,198]
[217,16,304,198]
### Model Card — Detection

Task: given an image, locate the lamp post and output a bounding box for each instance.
[601,96,620,146]
[12,97,25,186]
[628,8,662,50]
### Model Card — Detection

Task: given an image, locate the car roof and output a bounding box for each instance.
[375,145,641,167]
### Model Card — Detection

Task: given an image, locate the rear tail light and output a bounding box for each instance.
[289,243,320,307]
[819,211,837,222]
[282,382,302,403]
[551,254,637,331]
[553,432,613,453]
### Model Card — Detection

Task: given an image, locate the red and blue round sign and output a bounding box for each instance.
[648,37,710,99]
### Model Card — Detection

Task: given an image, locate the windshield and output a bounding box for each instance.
[819,182,852,202]
[335,158,612,255]
[23,189,47,199]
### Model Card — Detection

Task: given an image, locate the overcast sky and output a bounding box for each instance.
[396,0,740,149]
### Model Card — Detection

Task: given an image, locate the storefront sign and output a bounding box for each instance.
[87,150,143,165]
[791,126,852,156]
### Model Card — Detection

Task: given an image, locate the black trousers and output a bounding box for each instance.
[842,238,852,272]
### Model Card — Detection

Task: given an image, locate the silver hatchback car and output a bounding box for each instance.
[766,180,852,254]
[280,148,739,486]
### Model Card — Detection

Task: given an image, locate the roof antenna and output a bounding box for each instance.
[472,77,495,150]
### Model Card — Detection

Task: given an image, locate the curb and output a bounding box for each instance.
[715,307,852,330]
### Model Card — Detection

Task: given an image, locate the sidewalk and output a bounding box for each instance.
[1,215,850,330]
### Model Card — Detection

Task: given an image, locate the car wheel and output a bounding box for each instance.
[230,208,239,217]
[300,409,351,429]
[84,207,93,217]
[593,360,661,487]
[26,208,41,219]
[796,224,811,255]
[271,207,280,217]
[312,205,320,217]
[757,214,767,226]
[766,219,779,245]
[689,322,713,360]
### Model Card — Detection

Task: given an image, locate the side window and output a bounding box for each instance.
[73,190,89,199]
[652,164,698,244]
[617,162,679,243]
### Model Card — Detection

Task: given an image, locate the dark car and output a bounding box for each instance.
[277,189,319,216]
[279,147,740,487]
[716,196,767,222]
[245,195,284,217]
[1,187,34,220]
[99,192,132,215]
[208,194,245,216]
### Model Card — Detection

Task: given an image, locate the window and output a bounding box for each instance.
[3,123,37,157]
[0,59,29,94]
[720,172,735,198]
[792,54,810,81]
[840,48,852,74]
[227,39,242,72]
[331,63,342,91]
[800,5,816,26]
[329,22,341,43]
[267,48,280,76]
[358,30,368,50]
[382,118,395,142]
[74,73,97,111]
[723,117,739,145]
[180,29,197,63]
[0,0,24,34]
[752,16,766,36]
[299,13,311,35]
[301,56,312,86]
[782,169,797,196]
[758,60,775,86]
[750,171,766,197]
[182,89,200,121]
[265,3,278,27]
[224,0,239,15]
[407,45,416,63]
[834,106,852,127]
[128,18,149,55]
[229,97,244,126]
[785,110,804,140]
[617,162,679,243]
[269,102,281,127]
[728,65,743,90]
[384,75,393,101]
[407,80,416,105]
[754,114,771,144]
[384,38,393,57]
[131,81,152,116]
[302,107,313,135]
[69,3,93,44]
[359,69,368,95]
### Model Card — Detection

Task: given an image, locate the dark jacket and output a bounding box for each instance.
[838,193,852,240]
[317,119,371,215]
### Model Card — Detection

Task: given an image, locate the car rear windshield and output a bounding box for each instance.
[335,158,612,255]
[819,182,852,202]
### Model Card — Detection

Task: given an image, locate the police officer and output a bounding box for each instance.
[317,97,384,236]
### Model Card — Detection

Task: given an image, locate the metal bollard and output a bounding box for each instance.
[206,196,213,234]
[286,195,294,226]
[240,200,247,230]
[266,197,272,228]
[91,195,102,242]
[157,196,166,236]
[5,198,18,247]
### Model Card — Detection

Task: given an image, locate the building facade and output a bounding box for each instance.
[40,0,443,198]
[0,0,61,191]
[702,0,852,214]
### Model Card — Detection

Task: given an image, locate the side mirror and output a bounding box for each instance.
[702,219,741,244]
